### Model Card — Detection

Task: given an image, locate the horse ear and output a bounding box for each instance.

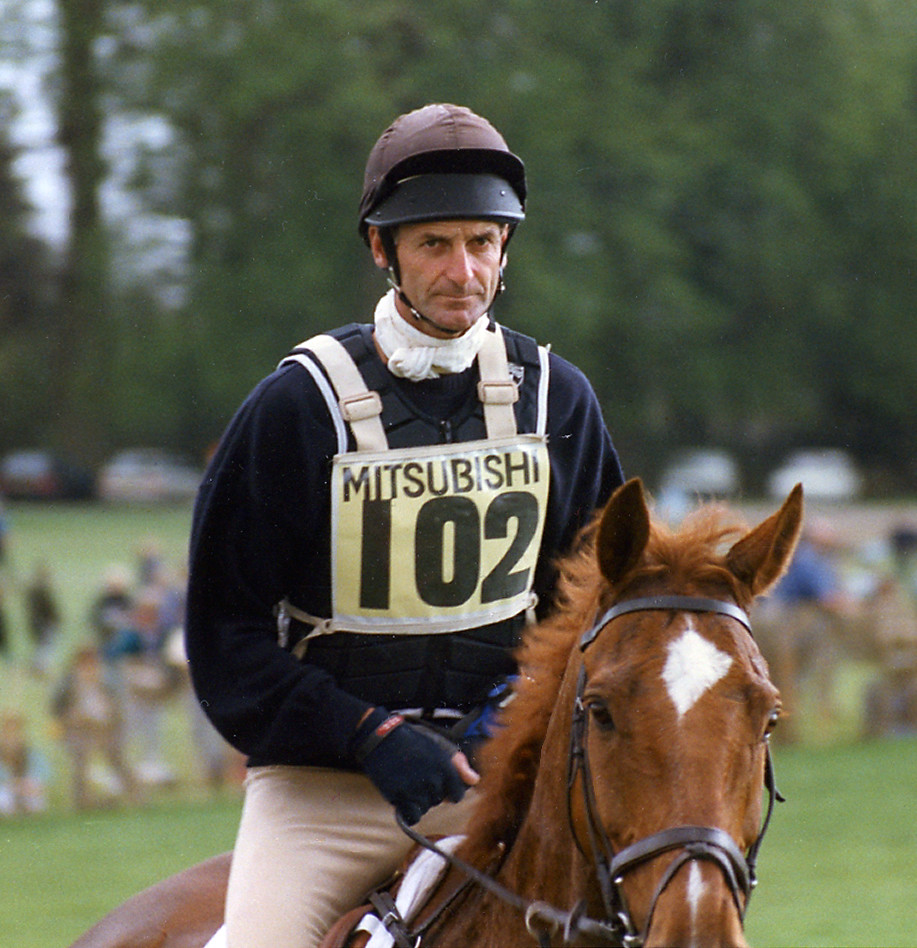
[726,483,804,596]
[596,478,652,585]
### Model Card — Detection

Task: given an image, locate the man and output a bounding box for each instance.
[186,103,623,947]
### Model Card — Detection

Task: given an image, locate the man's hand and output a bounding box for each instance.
[450,749,480,787]
[351,709,479,825]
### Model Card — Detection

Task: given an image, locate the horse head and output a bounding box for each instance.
[448,479,803,947]
[559,478,802,947]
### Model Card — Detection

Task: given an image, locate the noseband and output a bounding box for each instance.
[568,595,782,947]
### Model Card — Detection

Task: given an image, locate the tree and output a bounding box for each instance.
[46,0,111,460]
[4,0,917,490]
[0,94,58,447]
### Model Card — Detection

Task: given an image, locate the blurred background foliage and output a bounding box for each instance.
[1,0,916,492]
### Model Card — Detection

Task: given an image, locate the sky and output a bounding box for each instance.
[1,0,189,304]
[1,0,69,247]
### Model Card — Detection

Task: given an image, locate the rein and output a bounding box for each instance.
[396,813,619,947]
[393,595,782,947]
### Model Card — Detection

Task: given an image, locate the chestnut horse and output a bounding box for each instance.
[70,479,802,948]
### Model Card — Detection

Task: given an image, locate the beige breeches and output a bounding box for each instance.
[224,765,475,948]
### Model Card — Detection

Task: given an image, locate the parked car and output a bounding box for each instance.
[658,448,740,499]
[766,449,863,501]
[97,449,203,503]
[0,450,95,500]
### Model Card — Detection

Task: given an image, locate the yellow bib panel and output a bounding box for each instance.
[330,434,549,634]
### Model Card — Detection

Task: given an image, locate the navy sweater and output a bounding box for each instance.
[185,329,623,768]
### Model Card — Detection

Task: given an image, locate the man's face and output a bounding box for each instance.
[370,220,508,338]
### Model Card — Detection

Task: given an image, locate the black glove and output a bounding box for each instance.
[350,708,468,825]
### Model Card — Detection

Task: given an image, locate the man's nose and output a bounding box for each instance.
[444,246,476,284]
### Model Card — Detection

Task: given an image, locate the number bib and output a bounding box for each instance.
[330,435,549,633]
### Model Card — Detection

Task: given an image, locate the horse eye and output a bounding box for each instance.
[586,698,615,731]
[764,708,780,737]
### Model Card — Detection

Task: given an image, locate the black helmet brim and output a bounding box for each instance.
[363,172,525,231]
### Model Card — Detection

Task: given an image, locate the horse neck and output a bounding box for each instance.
[497,657,590,908]
[431,677,592,948]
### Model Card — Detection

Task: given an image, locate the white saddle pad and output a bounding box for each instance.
[202,926,225,948]
[357,835,463,948]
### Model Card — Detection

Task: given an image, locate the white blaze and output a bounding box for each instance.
[663,620,733,718]
[687,861,706,931]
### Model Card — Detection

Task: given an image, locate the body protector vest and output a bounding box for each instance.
[278,322,551,714]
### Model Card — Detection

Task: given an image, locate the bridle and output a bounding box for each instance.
[567,595,783,947]
[397,594,783,947]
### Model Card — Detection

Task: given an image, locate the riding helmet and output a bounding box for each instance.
[358,104,526,244]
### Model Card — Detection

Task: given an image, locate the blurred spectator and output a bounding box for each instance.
[116,586,180,787]
[890,526,917,603]
[25,561,60,677]
[137,539,164,586]
[0,499,9,658]
[756,518,860,742]
[772,518,857,612]
[863,629,917,738]
[0,586,7,659]
[52,645,136,810]
[90,564,134,654]
[862,525,917,739]
[165,625,241,791]
[0,710,50,816]
[159,561,245,791]
[152,561,187,634]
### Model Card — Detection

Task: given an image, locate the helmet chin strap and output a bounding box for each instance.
[385,265,507,338]
[385,271,465,337]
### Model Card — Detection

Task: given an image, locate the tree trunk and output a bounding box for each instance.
[54,0,109,462]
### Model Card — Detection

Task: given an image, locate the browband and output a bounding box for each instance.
[579,595,752,651]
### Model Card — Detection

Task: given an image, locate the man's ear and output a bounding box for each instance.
[367,226,389,269]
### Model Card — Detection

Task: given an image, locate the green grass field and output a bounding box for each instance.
[746,738,917,947]
[2,739,915,947]
[2,504,916,946]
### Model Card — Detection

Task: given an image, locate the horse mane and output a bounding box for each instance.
[460,500,751,865]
